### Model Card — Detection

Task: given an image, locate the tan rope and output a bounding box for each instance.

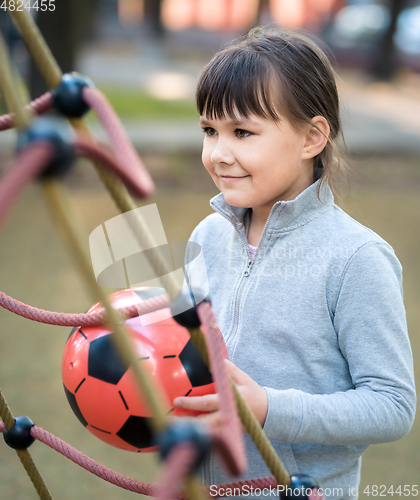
[188,327,290,487]
[8,5,62,89]
[184,475,210,500]
[72,120,139,212]
[9,3,181,300]
[0,388,15,430]
[41,179,168,432]
[232,385,290,486]
[41,181,206,500]
[1,11,203,497]
[0,31,30,128]
[0,389,53,500]
[16,449,53,500]
[0,23,54,500]
[70,121,181,300]
[189,327,210,366]
[7,4,290,488]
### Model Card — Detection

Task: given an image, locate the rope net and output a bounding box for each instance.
[0,5,325,500]
[0,421,278,499]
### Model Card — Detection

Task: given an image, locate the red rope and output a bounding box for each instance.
[0,81,296,499]
[29,425,277,497]
[0,421,278,497]
[198,302,247,477]
[30,425,160,497]
[0,88,153,200]
[81,86,155,198]
[0,142,55,230]
[74,134,149,200]
[0,290,170,327]
[0,92,53,131]
[0,88,154,200]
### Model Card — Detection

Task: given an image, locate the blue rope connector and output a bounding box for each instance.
[170,288,209,329]
[280,474,320,499]
[3,416,36,450]
[52,72,94,118]
[17,116,76,179]
[159,421,211,472]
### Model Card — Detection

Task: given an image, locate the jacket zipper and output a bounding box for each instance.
[203,205,280,483]
[200,211,252,485]
[216,206,279,348]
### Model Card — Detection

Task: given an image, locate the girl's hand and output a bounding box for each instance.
[172,359,268,432]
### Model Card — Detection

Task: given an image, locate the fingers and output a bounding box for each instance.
[173,394,219,413]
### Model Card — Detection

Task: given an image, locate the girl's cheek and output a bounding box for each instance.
[202,153,214,174]
[202,148,211,168]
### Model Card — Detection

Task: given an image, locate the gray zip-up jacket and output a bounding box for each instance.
[185,180,416,499]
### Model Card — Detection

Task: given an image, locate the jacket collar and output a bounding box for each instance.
[209,180,334,233]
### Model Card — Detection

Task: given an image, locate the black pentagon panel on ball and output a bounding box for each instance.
[88,334,128,385]
[3,416,35,450]
[116,415,157,450]
[179,337,213,387]
[64,385,88,427]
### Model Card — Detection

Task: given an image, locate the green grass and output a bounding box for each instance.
[0,155,419,499]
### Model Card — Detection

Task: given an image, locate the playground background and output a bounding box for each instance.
[0,1,419,498]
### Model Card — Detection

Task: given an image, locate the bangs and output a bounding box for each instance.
[196,49,282,121]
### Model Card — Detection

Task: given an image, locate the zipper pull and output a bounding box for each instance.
[244,259,253,277]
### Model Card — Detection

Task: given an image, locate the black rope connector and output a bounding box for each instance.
[51,72,94,118]
[170,288,209,329]
[3,416,35,450]
[17,116,76,179]
[279,474,320,499]
[158,421,211,472]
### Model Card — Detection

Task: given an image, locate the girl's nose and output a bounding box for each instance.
[210,139,235,165]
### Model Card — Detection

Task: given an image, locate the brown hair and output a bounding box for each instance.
[196,26,348,196]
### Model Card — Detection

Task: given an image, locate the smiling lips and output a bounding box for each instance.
[219,175,250,182]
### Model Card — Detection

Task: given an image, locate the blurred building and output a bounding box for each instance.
[114,0,343,33]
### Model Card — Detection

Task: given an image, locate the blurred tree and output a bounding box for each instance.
[369,0,409,81]
[28,0,98,100]
[254,0,270,27]
[143,0,164,38]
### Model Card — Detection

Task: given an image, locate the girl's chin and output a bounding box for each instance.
[220,192,252,209]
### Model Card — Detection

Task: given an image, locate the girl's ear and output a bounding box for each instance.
[302,116,330,160]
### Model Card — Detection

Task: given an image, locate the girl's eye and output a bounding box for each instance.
[203,127,217,136]
[236,129,252,138]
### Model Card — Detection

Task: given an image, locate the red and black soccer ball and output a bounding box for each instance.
[62,287,227,452]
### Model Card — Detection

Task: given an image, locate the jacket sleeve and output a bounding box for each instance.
[262,242,416,446]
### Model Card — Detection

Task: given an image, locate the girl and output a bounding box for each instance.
[173,27,416,499]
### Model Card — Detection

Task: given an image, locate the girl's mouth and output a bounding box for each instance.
[220,175,250,183]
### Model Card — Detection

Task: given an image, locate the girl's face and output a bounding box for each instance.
[200,113,314,215]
